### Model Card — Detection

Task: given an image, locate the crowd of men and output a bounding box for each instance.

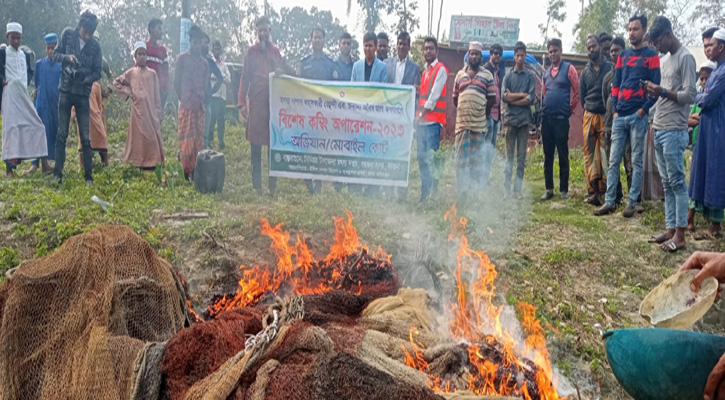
[1,11,725,254]
[539,14,725,254]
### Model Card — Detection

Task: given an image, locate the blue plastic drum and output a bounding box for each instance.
[604,328,725,400]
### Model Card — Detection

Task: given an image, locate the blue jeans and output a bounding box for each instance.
[417,123,441,199]
[482,118,500,189]
[605,113,648,207]
[654,129,689,228]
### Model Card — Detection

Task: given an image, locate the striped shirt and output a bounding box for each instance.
[453,66,496,133]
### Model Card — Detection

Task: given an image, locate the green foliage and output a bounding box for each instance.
[538,0,567,47]
[268,7,359,71]
[543,247,587,266]
[0,0,81,60]
[155,161,186,194]
[573,0,619,53]
[0,246,19,276]
[91,0,260,73]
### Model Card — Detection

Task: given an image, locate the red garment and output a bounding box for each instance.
[175,52,208,112]
[238,43,283,146]
[418,62,448,125]
[145,41,169,94]
[178,108,205,174]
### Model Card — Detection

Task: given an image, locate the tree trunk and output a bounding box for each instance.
[182,0,190,18]
[403,0,407,32]
[435,0,444,40]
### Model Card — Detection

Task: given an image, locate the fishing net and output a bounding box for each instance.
[0,226,548,400]
[0,225,189,400]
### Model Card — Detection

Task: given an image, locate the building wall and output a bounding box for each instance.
[436,46,588,148]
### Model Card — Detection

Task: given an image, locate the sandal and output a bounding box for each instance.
[694,230,724,241]
[660,240,683,253]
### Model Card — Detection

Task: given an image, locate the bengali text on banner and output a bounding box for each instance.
[268,74,416,186]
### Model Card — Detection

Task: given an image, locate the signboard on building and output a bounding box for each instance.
[450,16,520,48]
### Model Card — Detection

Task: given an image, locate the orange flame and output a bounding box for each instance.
[403,204,563,399]
[209,210,393,316]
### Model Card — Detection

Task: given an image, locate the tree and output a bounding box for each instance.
[690,0,725,31]
[667,0,698,45]
[0,0,81,58]
[378,0,420,35]
[268,6,359,71]
[526,42,547,51]
[89,0,259,74]
[572,0,618,52]
[347,0,419,34]
[615,0,667,38]
[538,0,567,47]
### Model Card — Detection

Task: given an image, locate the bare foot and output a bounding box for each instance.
[649,230,674,244]
[6,171,17,178]
[687,209,696,232]
[23,165,38,176]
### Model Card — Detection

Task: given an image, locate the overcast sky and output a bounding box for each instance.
[267,0,585,51]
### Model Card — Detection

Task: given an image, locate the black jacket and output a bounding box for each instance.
[0,48,34,110]
[51,27,102,97]
[579,58,613,114]
[483,60,503,116]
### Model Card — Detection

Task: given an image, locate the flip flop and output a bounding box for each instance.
[660,240,682,253]
[694,231,724,241]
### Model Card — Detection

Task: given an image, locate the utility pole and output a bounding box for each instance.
[181,0,191,53]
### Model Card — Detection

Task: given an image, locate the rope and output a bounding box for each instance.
[207,294,306,396]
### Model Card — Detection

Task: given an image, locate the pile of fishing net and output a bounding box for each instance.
[0,225,191,400]
[0,226,533,400]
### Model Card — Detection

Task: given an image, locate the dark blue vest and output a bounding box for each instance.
[543,61,572,117]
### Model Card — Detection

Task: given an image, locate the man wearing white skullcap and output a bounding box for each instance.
[0,22,49,177]
[452,40,496,198]
[112,39,164,169]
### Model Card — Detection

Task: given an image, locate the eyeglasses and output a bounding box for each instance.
[491,51,501,56]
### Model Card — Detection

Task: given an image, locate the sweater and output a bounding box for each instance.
[611,46,661,117]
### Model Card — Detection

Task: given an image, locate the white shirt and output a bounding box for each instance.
[5,46,27,84]
[421,59,447,125]
[211,59,232,101]
[395,56,407,85]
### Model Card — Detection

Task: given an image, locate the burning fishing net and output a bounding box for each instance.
[0,207,566,400]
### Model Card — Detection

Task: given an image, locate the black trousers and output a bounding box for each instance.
[541,115,570,193]
[55,92,92,182]
[251,144,277,193]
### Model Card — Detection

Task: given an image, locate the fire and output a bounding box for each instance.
[403,205,563,400]
[209,210,394,315]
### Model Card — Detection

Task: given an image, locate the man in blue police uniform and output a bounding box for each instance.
[336,32,354,82]
[298,26,339,195]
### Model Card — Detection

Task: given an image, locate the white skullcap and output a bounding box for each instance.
[700,61,717,71]
[6,22,22,35]
[468,41,483,52]
[714,29,725,42]
[133,41,147,54]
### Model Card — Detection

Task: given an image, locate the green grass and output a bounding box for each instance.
[2,110,725,399]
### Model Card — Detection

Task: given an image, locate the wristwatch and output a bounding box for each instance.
[660,88,668,99]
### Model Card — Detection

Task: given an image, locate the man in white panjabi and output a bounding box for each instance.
[1,22,47,177]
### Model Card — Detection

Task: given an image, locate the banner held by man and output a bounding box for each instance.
[269,74,416,187]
